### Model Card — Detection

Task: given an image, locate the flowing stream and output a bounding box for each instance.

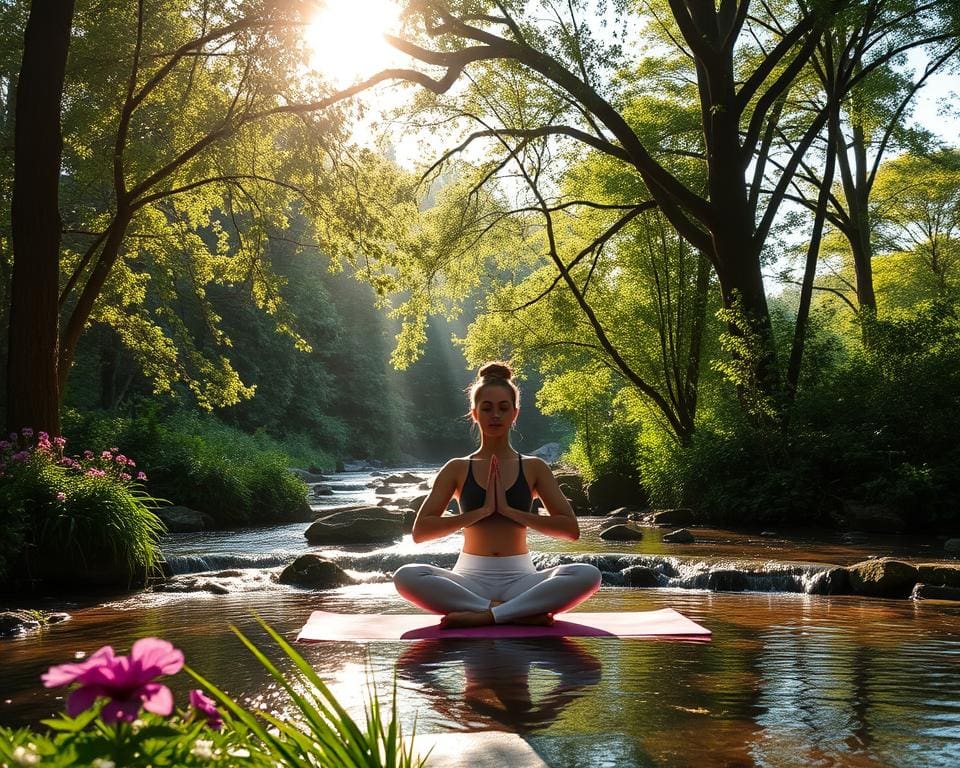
[3,468,960,767]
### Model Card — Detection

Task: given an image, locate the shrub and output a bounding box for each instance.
[0,429,164,587]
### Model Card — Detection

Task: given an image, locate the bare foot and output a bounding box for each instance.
[440,610,495,629]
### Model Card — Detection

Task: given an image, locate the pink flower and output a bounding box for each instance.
[189,689,223,730]
[85,468,106,478]
[137,471,148,482]
[120,473,131,482]
[21,427,33,438]
[56,492,67,502]
[42,638,184,723]
[12,450,30,462]
[83,450,94,460]
[53,436,67,448]
[101,451,113,460]
[115,455,128,465]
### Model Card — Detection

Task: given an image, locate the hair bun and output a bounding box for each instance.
[478,361,513,380]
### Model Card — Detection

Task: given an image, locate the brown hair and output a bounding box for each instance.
[467,361,520,408]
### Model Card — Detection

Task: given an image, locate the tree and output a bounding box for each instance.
[6,0,75,435]
[4,0,416,434]
[372,0,855,420]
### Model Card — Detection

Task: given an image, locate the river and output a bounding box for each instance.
[3,468,960,767]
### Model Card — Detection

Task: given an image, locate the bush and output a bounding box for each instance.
[62,408,321,527]
[0,429,164,588]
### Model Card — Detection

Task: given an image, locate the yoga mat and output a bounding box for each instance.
[297,608,711,641]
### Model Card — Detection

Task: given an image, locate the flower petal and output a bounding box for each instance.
[66,685,106,717]
[140,683,174,716]
[42,646,115,688]
[130,637,184,677]
[101,697,142,723]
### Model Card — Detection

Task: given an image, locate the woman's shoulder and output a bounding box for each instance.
[519,454,552,476]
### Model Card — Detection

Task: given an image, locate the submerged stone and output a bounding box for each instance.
[648,508,696,526]
[622,565,660,588]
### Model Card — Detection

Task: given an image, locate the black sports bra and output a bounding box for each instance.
[459,452,533,513]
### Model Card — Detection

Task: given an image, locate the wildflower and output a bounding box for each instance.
[53,436,67,448]
[11,743,41,766]
[21,427,34,438]
[56,492,67,502]
[85,468,106,478]
[42,637,184,723]
[190,739,216,761]
[101,451,113,460]
[189,689,224,730]
[0,440,9,450]
[12,450,30,462]
[92,759,116,768]
[83,450,94,460]
[137,471,148,482]
[120,472,132,482]
[115,454,128,465]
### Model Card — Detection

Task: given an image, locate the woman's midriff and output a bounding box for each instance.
[461,515,528,557]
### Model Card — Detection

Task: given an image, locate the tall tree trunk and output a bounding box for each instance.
[6,0,76,436]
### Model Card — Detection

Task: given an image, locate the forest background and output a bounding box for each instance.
[2,0,960,589]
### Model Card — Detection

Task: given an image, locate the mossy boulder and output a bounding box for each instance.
[916,564,960,590]
[847,558,919,598]
[599,524,644,541]
[279,555,355,589]
[648,508,696,527]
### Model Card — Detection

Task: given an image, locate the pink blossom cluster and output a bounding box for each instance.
[0,427,148,490]
[43,638,223,729]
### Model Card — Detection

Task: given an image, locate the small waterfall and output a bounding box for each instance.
[163,552,294,575]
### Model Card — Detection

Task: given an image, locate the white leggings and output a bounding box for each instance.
[393,553,602,624]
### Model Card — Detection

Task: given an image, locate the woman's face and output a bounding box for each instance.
[472,384,518,435]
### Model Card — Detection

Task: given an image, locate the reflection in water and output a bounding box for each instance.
[396,637,602,733]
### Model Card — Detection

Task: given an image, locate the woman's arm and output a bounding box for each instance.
[495,458,580,541]
[411,459,495,543]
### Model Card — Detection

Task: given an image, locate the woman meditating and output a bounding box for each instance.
[393,362,602,629]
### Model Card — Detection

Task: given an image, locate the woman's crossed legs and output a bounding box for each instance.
[393,554,601,627]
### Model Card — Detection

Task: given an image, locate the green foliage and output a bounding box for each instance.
[0,430,163,586]
[0,618,425,768]
[63,408,315,527]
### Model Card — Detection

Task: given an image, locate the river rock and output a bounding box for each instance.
[0,611,40,637]
[599,524,644,541]
[606,506,640,519]
[384,473,426,485]
[305,514,405,544]
[662,528,695,544]
[916,564,960,589]
[648,508,696,527]
[154,505,216,533]
[554,471,591,514]
[311,484,334,497]
[945,538,960,553]
[375,485,395,494]
[912,583,960,601]
[840,501,905,533]
[587,472,647,514]
[315,506,415,532]
[809,566,851,595]
[705,569,751,592]
[289,468,330,483]
[279,555,355,589]
[847,558,919,598]
[622,565,660,587]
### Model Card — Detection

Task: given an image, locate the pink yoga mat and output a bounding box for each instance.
[297,608,711,641]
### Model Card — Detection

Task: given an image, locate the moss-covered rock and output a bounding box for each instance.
[847,558,919,598]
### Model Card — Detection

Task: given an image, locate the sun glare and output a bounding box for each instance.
[305,0,403,86]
